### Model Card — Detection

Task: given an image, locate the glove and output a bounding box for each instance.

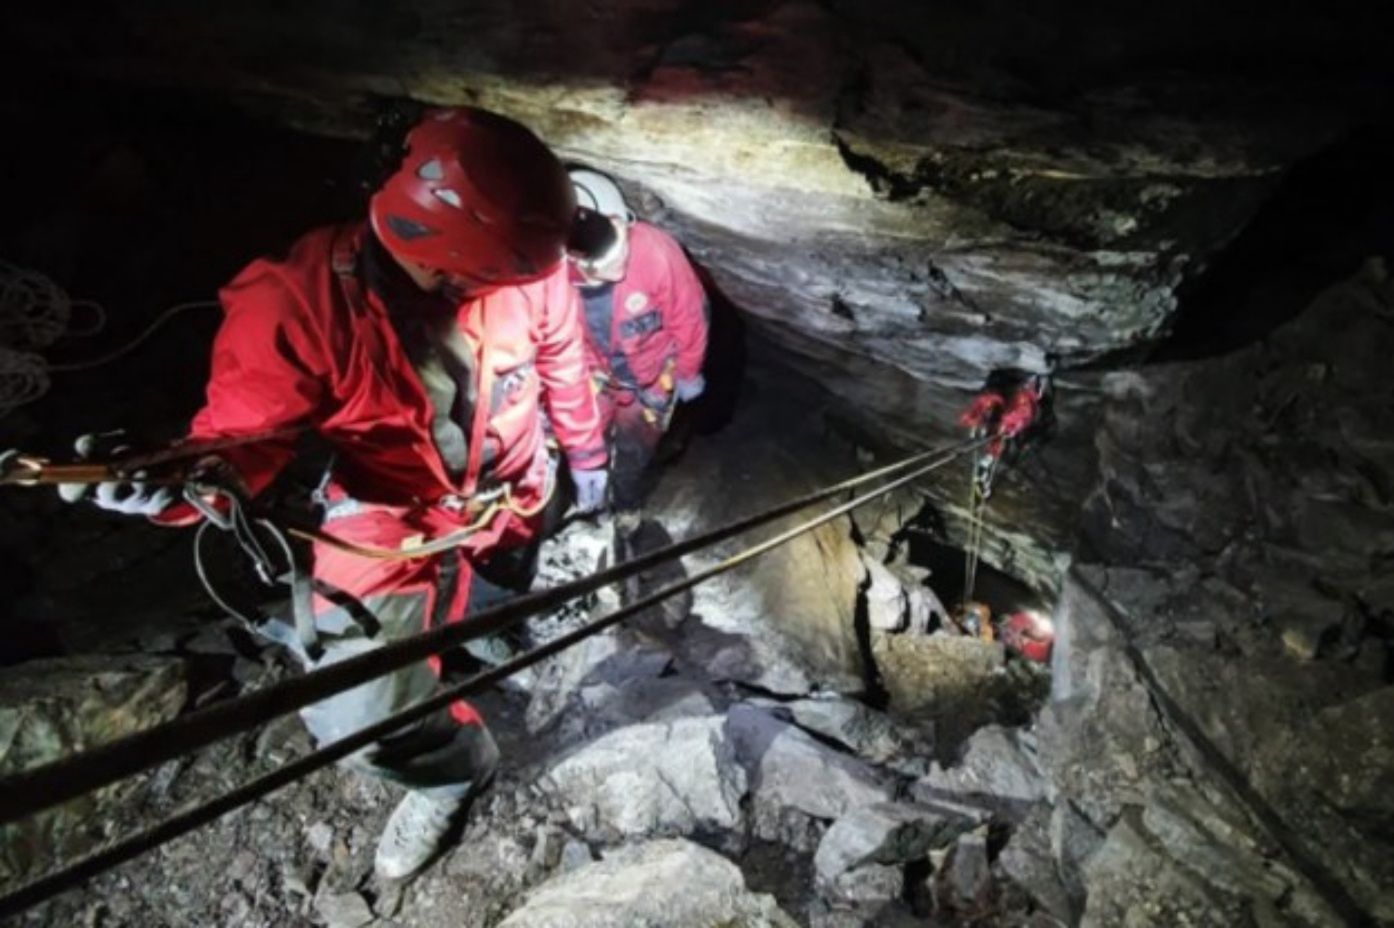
[675,375,706,403]
[571,467,609,514]
[57,432,175,517]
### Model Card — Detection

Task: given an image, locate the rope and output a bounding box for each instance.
[0,438,974,918]
[46,301,219,373]
[0,437,986,830]
[0,258,217,416]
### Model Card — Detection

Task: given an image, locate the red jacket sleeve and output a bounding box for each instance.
[651,226,709,384]
[186,261,329,497]
[533,268,608,471]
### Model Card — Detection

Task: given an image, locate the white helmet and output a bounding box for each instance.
[569,168,634,222]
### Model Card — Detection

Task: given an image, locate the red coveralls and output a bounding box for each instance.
[187,223,606,795]
[579,221,708,510]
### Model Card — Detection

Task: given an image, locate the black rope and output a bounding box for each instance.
[0,438,984,829]
[0,441,975,918]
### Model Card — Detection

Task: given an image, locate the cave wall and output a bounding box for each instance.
[7,0,1391,591]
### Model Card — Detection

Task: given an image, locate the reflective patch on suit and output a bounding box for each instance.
[624,291,649,314]
[490,359,535,413]
[618,310,662,339]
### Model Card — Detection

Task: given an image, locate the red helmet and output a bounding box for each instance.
[369,108,575,286]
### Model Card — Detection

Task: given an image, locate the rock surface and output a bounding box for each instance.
[1041,265,1394,925]
[0,655,187,887]
[726,704,894,848]
[913,724,1047,816]
[539,715,747,841]
[814,801,973,901]
[497,839,798,928]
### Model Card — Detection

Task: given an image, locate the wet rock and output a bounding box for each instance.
[314,890,374,928]
[814,802,973,904]
[750,693,933,775]
[913,724,1046,817]
[725,704,893,848]
[498,839,798,928]
[0,655,187,887]
[538,715,746,841]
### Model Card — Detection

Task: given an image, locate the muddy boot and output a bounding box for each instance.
[374,791,464,882]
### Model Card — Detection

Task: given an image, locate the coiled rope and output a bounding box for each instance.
[0,260,215,416]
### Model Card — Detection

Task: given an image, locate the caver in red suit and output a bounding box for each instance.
[67,108,608,882]
[567,168,708,516]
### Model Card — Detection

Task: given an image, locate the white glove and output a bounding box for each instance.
[571,467,609,514]
[675,375,705,403]
[57,432,174,517]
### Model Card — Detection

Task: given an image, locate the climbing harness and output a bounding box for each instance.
[0,437,984,843]
[0,435,985,918]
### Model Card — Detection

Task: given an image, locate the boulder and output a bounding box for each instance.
[0,655,187,887]
[538,715,746,841]
[869,631,1010,744]
[913,724,1047,817]
[498,839,798,928]
[725,705,893,848]
[525,630,672,735]
[814,802,974,903]
[751,693,933,775]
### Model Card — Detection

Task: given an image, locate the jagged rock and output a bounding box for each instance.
[998,804,1073,922]
[313,890,374,928]
[869,631,1009,742]
[750,693,933,775]
[525,630,672,735]
[497,839,798,928]
[814,802,973,903]
[725,704,894,848]
[863,553,910,633]
[0,655,187,887]
[1080,810,1260,928]
[932,829,993,914]
[861,553,950,636]
[824,862,905,907]
[913,724,1047,817]
[538,715,746,841]
[647,422,869,694]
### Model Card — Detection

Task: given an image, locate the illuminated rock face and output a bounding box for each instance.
[16,0,1378,592]
[29,2,1365,425]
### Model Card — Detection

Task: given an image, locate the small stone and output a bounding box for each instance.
[314,890,375,928]
[559,839,593,872]
[306,821,334,855]
[1275,611,1338,661]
